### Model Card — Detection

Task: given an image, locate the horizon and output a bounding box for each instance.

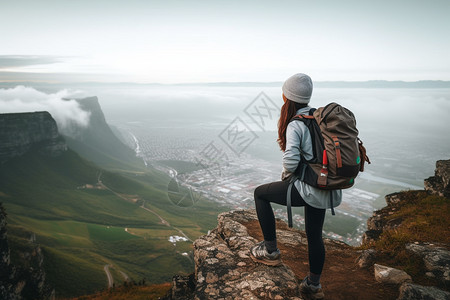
[1,79,450,86]
[1,0,449,84]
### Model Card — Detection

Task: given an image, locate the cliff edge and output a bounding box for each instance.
[0,203,51,300]
[166,160,450,300]
[0,111,66,163]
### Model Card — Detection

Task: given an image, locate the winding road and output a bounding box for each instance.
[97,171,193,286]
[97,171,191,240]
[104,264,114,288]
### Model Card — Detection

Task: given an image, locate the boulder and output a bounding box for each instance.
[374,264,412,285]
[398,282,450,300]
[406,243,450,285]
[356,249,377,268]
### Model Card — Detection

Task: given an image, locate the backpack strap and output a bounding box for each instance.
[330,192,335,215]
[332,136,343,168]
[286,175,298,228]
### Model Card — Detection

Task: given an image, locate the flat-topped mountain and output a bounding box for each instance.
[0,111,66,163]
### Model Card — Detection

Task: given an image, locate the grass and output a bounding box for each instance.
[370,191,450,251]
[362,190,450,289]
[68,282,172,300]
[1,150,226,298]
[87,224,139,242]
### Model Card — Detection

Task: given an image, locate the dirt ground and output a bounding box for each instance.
[244,219,400,300]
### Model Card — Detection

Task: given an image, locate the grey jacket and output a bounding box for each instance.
[282,106,342,209]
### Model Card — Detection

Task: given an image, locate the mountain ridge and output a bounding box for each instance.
[0,106,225,298]
[63,96,144,170]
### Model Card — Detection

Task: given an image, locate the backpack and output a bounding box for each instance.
[285,102,370,226]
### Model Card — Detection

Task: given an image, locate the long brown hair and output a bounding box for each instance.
[277,94,307,151]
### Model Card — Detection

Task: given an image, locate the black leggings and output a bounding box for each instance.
[254,180,326,275]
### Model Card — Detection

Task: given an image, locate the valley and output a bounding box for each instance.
[1,86,449,299]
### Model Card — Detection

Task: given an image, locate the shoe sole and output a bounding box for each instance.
[300,288,325,300]
[300,293,324,300]
[250,252,282,266]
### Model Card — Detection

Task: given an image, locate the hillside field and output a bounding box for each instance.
[0,150,226,298]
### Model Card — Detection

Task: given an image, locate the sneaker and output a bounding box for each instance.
[249,241,281,266]
[299,276,324,300]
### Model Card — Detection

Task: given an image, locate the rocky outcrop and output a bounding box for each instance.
[425,160,450,198]
[0,203,51,300]
[362,191,417,244]
[0,111,66,163]
[398,282,450,300]
[360,160,450,297]
[193,210,300,300]
[0,203,10,276]
[166,209,358,300]
[363,160,450,245]
[406,243,450,286]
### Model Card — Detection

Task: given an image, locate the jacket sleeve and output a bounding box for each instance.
[282,122,302,180]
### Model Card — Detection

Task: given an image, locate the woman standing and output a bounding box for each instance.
[250,73,342,299]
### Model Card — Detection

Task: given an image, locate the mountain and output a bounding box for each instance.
[0,111,225,298]
[63,96,143,170]
[0,111,66,163]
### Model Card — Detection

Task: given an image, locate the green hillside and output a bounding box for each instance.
[0,149,225,298]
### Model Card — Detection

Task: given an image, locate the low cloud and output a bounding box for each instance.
[0,86,90,133]
[0,55,62,69]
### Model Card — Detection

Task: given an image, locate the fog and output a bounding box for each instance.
[1,83,449,183]
[79,85,450,136]
[0,86,91,132]
[78,84,449,184]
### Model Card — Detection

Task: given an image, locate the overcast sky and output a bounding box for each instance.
[1,0,449,83]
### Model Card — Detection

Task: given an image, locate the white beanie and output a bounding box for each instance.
[282,73,313,104]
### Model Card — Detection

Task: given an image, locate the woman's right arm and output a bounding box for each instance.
[281,121,313,181]
[282,122,302,180]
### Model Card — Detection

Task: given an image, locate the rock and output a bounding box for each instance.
[356,249,377,268]
[397,282,450,300]
[0,204,10,269]
[192,210,300,299]
[362,192,411,244]
[406,243,450,285]
[374,264,412,285]
[424,160,450,198]
[0,112,66,163]
[385,192,403,206]
[170,274,195,300]
[0,203,51,300]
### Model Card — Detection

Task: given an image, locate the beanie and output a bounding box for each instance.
[282,73,313,104]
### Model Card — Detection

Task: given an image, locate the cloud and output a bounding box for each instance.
[0,86,90,134]
[0,55,62,69]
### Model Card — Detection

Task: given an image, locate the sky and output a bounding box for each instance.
[0,0,449,83]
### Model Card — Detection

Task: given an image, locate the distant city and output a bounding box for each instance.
[116,121,384,246]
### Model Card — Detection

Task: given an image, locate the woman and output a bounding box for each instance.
[250,73,342,299]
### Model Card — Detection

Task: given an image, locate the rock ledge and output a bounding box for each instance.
[192,210,301,300]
